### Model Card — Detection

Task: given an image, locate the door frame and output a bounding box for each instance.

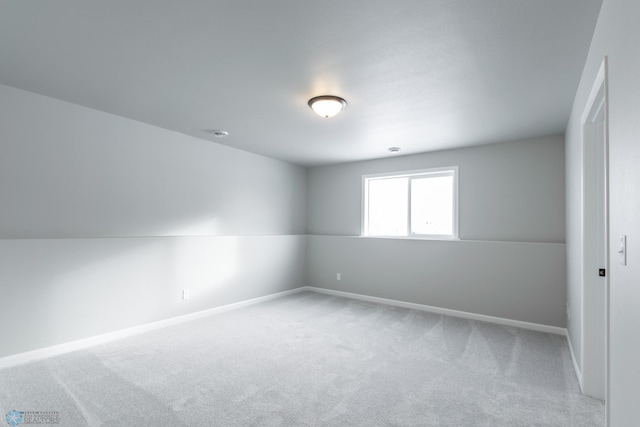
[580,57,609,415]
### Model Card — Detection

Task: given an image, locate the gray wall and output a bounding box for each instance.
[0,235,305,358]
[0,84,305,238]
[0,85,307,358]
[308,136,565,243]
[308,236,566,326]
[565,0,640,423]
[306,136,567,327]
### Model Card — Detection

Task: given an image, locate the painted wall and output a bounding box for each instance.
[308,135,565,243]
[308,236,566,326]
[306,136,567,327]
[565,0,640,423]
[0,85,307,358]
[0,235,305,358]
[0,85,305,238]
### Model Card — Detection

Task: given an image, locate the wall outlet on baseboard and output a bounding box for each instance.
[182,289,190,300]
[336,273,341,281]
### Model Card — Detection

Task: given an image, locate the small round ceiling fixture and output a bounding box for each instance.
[308,95,347,118]
[206,129,229,138]
[388,147,401,153]
[207,130,229,138]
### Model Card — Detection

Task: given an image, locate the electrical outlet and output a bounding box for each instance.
[336,273,341,281]
[182,289,190,300]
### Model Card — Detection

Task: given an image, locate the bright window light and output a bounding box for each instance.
[367,177,408,236]
[411,175,454,236]
[363,167,458,239]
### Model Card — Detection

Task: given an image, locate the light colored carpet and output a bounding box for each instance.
[0,291,603,426]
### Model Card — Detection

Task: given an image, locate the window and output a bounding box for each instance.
[362,167,458,239]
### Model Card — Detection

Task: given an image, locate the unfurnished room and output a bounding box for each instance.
[1,1,639,426]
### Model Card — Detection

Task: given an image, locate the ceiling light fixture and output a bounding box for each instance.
[388,147,401,153]
[308,95,347,118]
[207,130,229,138]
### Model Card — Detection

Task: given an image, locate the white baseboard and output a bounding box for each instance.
[302,286,567,336]
[1,285,568,371]
[0,287,306,371]
[566,331,584,391]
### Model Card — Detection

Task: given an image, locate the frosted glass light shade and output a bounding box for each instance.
[308,95,347,118]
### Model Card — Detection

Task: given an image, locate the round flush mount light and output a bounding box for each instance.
[388,147,401,153]
[207,130,229,138]
[308,95,347,118]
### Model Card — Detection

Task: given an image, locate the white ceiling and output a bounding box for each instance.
[0,0,602,166]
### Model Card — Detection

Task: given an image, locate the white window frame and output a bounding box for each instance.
[361,166,459,240]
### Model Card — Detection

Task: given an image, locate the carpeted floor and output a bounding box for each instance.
[0,291,604,426]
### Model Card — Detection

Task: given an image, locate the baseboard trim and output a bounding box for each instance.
[566,331,584,391]
[302,286,567,336]
[1,285,567,370]
[0,287,306,370]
